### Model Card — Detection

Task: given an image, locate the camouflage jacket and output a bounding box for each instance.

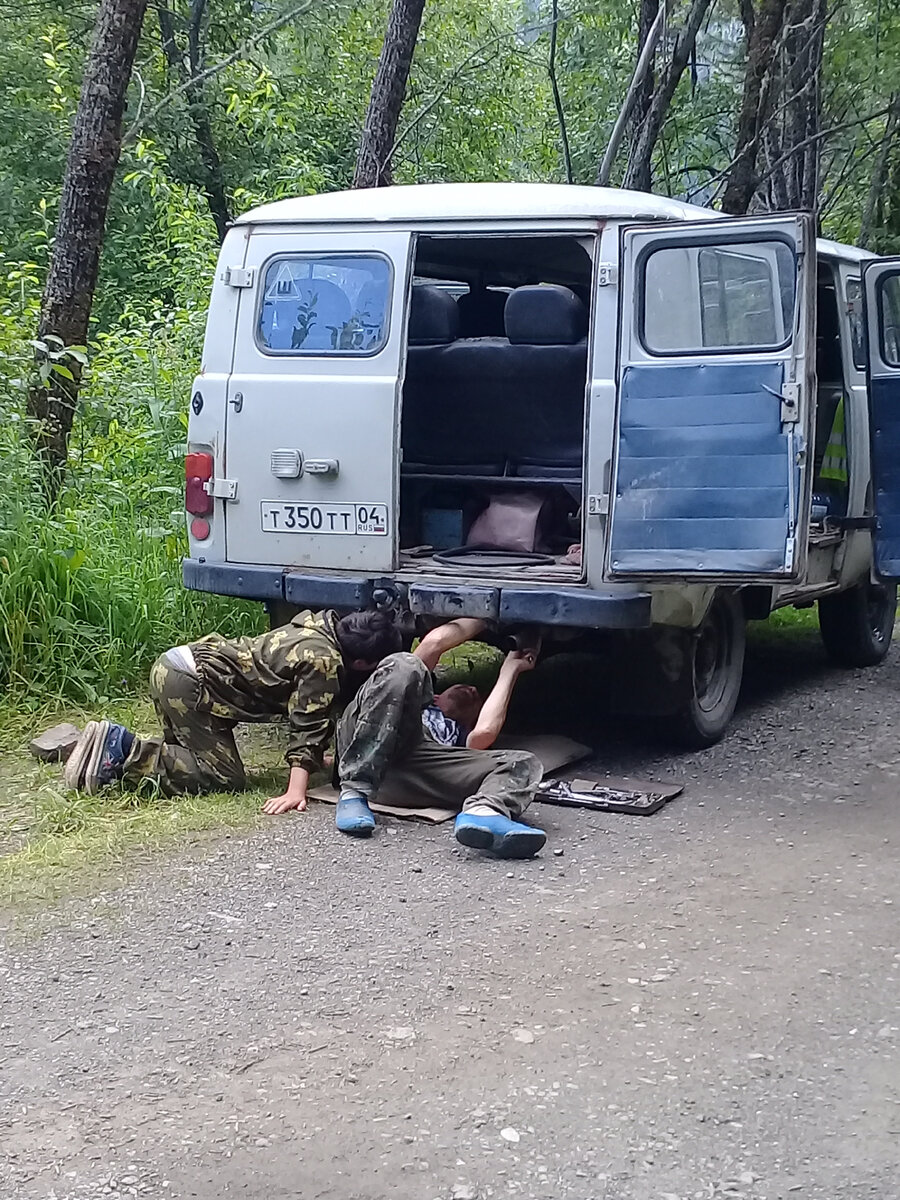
[190,609,342,773]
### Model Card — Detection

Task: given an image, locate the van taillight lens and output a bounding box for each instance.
[185,452,213,516]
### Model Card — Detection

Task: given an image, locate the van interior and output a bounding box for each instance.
[398,234,594,580]
[812,260,850,533]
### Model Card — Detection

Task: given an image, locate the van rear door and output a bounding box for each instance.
[862,257,900,578]
[224,230,411,572]
[605,214,815,582]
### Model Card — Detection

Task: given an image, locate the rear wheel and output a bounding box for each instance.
[817,579,897,667]
[664,592,746,750]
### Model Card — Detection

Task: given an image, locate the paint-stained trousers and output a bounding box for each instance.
[337,653,541,819]
[122,655,246,795]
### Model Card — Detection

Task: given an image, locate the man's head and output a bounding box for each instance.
[435,683,484,732]
[335,610,403,673]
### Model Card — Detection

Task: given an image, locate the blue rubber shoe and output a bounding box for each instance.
[83,720,133,795]
[336,794,376,837]
[454,812,547,859]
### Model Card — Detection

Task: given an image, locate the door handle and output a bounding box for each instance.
[229,391,244,413]
[762,382,799,424]
[304,458,339,476]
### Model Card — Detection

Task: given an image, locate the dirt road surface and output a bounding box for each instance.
[2,628,898,1200]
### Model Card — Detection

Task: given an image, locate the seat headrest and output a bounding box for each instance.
[505,284,588,345]
[408,285,460,345]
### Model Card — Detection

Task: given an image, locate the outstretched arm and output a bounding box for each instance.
[413,618,488,673]
[466,649,537,750]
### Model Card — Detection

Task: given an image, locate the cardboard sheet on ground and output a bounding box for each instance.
[308,734,592,824]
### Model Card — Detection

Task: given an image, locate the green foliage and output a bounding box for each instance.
[0,282,263,706]
[2,0,899,717]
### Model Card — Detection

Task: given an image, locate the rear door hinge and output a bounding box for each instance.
[784,536,796,572]
[587,493,609,516]
[597,263,617,288]
[205,477,239,501]
[222,266,254,288]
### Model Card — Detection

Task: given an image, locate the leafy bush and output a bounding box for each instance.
[0,260,263,707]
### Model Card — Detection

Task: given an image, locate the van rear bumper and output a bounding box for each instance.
[183,559,651,630]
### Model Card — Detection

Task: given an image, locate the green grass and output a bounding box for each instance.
[0,498,265,706]
[0,701,308,910]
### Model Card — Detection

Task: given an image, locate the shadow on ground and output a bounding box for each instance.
[498,621,838,759]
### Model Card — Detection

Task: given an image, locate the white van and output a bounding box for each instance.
[183,182,900,746]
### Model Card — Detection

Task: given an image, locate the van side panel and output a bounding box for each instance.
[186,227,249,567]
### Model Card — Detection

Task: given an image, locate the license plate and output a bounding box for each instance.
[260,501,389,536]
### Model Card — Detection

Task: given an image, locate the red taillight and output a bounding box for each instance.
[185,452,213,516]
[190,518,211,541]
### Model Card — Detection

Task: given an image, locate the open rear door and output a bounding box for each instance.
[606,213,815,582]
[862,257,900,579]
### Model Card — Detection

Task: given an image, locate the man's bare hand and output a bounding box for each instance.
[505,648,538,673]
[262,791,307,815]
[263,767,310,815]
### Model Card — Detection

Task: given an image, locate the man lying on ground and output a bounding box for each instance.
[65,610,402,807]
[330,618,548,859]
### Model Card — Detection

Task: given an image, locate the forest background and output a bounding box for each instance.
[2,0,900,711]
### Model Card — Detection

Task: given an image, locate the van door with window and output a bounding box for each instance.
[863,257,900,579]
[606,214,815,582]
[223,231,411,572]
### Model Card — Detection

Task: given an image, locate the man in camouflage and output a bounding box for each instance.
[64,609,402,809]
[333,619,548,859]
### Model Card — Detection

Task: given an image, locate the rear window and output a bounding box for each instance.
[846,277,866,369]
[642,239,796,354]
[257,254,392,355]
[878,272,900,366]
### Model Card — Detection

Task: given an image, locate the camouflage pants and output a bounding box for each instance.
[337,652,541,819]
[122,655,246,795]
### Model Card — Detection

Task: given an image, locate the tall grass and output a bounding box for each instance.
[1,289,263,708]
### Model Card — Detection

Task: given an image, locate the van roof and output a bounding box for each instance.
[234,181,874,261]
[235,182,711,225]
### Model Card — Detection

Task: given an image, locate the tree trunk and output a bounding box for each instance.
[27,0,149,497]
[623,0,714,193]
[596,2,665,186]
[156,0,230,242]
[720,0,788,215]
[628,0,660,194]
[353,0,426,189]
[761,0,826,212]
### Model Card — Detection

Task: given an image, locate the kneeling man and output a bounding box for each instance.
[65,609,401,806]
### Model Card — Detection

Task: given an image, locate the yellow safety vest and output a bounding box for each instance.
[819,397,848,485]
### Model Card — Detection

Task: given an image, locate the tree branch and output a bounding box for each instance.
[596,2,664,186]
[125,0,314,143]
[548,0,573,183]
[698,101,894,205]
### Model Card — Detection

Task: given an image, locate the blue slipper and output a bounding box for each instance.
[336,795,376,837]
[454,812,546,859]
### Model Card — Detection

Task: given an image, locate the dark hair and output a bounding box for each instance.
[335,610,402,664]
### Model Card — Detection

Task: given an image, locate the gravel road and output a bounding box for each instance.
[1,627,898,1200]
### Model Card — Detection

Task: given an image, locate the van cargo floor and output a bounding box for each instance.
[398,552,583,584]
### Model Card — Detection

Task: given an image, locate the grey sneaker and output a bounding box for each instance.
[64,721,101,791]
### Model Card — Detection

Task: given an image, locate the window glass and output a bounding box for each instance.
[643,239,796,354]
[845,278,866,369]
[258,255,391,354]
[879,273,900,366]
